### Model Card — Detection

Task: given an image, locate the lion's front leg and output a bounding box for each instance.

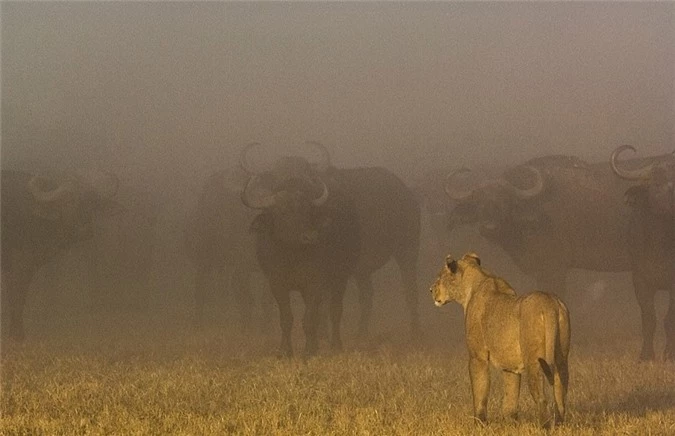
[501,370,521,421]
[469,356,490,424]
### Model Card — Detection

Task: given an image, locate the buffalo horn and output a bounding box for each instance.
[502,165,544,200]
[240,175,277,209]
[610,144,654,181]
[310,177,330,206]
[239,142,263,175]
[305,141,331,172]
[444,168,475,201]
[27,176,75,203]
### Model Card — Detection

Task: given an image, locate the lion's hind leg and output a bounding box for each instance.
[501,370,521,421]
[553,300,571,425]
[552,358,568,425]
[525,360,550,428]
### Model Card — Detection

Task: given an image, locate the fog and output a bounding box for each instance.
[1,3,673,343]
[3,3,672,180]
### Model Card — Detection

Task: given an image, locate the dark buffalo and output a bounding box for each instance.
[441,155,633,300]
[242,142,421,356]
[242,153,360,357]
[1,169,118,341]
[611,144,675,360]
[184,168,261,329]
[85,184,161,311]
[36,183,161,316]
[321,168,421,337]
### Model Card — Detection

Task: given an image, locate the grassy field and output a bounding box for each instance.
[2,297,674,436]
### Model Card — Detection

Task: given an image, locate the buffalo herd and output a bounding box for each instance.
[1,143,673,360]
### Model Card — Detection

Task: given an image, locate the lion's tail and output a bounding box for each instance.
[537,302,559,386]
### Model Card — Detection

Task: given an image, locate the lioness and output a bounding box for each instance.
[430,252,571,427]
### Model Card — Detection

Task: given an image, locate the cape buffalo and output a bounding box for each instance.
[441,155,633,301]
[1,169,119,341]
[611,144,674,361]
[241,142,421,356]
[35,183,159,322]
[242,153,360,357]
[85,184,161,312]
[184,168,261,330]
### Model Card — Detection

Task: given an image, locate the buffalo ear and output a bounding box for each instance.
[445,255,458,274]
[463,252,481,266]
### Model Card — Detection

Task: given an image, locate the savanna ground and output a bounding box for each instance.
[2,256,675,435]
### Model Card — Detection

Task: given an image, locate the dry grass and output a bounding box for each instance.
[1,306,674,436]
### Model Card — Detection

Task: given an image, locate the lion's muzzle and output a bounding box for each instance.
[430,285,449,307]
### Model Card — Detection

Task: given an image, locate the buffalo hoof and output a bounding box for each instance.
[276,343,293,359]
[330,337,343,352]
[276,349,293,360]
[303,344,318,359]
[639,348,655,362]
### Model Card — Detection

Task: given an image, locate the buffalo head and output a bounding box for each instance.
[241,143,332,245]
[27,170,120,242]
[611,145,675,217]
[443,165,546,238]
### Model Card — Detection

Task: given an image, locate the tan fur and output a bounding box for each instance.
[430,252,571,427]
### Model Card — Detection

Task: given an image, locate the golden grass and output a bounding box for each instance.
[2,309,674,436]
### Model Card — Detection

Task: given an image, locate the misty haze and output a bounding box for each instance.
[1,2,674,434]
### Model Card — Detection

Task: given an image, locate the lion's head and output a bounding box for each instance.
[430,252,482,307]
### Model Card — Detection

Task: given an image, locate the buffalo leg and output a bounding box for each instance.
[395,254,420,338]
[315,298,330,342]
[273,286,294,358]
[256,277,276,331]
[84,239,104,312]
[9,293,27,342]
[301,289,321,357]
[193,265,211,328]
[664,287,675,361]
[354,273,374,338]
[4,270,31,342]
[633,275,657,361]
[328,277,348,352]
[231,263,253,333]
[38,257,62,333]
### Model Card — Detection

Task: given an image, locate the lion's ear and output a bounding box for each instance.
[445,255,458,273]
[462,252,481,266]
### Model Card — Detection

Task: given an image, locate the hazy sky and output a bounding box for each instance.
[2,2,673,190]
